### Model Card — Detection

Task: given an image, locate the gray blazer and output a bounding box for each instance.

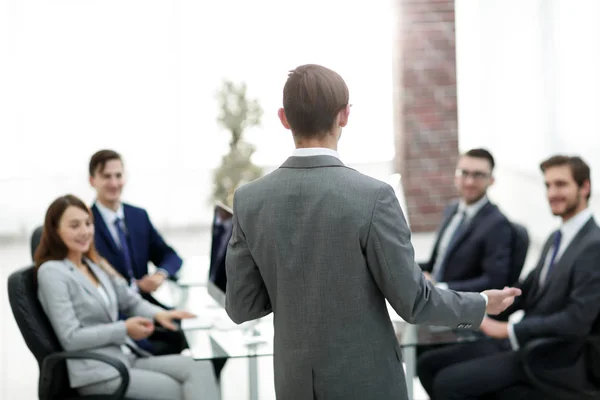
[225,155,486,400]
[37,258,163,388]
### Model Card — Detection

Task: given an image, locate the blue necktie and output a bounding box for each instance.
[114,218,152,352]
[545,230,563,279]
[114,218,135,281]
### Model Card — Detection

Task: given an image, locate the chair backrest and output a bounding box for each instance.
[585,313,600,387]
[30,226,43,261]
[7,265,76,398]
[509,222,530,285]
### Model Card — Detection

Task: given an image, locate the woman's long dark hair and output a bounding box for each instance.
[34,194,102,276]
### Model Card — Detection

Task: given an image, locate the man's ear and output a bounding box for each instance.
[278,108,291,130]
[582,179,591,199]
[337,104,350,128]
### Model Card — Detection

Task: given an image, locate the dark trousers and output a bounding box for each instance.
[417,339,543,400]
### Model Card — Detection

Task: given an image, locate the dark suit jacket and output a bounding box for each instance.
[91,203,183,281]
[501,217,600,343]
[499,217,600,390]
[422,201,513,292]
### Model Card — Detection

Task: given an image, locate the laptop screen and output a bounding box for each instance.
[208,203,233,297]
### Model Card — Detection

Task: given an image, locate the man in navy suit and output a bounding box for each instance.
[88,149,185,355]
[420,148,513,293]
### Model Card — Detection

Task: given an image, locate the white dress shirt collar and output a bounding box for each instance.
[559,207,593,241]
[292,147,340,160]
[458,195,489,220]
[95,201,124,226]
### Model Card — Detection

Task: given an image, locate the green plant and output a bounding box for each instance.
[212,80,264,207]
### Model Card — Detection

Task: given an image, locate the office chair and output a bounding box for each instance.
[492,222,530,323]
[508,222,529,285]
[7,266,132,400]
[30,226,43,260]
[520,334,600,399]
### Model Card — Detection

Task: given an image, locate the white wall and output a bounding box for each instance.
[455,0,600,244]
[0,0,395,237]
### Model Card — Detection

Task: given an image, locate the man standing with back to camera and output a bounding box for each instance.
[224,64,521,400]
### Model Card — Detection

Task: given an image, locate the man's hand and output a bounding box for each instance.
[155,310,197,331]
[480,316,509,339]
[125,316,155,340]
[423,272,436,284]
[136,273,166,293]
[482,287,522,315]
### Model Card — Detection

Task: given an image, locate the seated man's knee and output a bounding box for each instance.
[433,367,467,399]
[417,347,444,378]
[416,353,431,377]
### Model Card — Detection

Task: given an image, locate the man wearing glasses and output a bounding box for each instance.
[420,148,513,293]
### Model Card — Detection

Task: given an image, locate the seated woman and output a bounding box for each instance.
[35,194,219,400]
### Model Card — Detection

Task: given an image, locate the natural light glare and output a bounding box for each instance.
[0,0,394,235]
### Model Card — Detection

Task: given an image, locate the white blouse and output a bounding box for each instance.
[96,285,132,355]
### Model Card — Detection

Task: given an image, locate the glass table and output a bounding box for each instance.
[182,314,487,400]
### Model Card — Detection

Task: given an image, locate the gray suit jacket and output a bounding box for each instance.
[37,258,163,388]
[225,155,486,400]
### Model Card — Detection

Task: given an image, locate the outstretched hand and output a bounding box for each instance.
[482,287,522,315]
[155,310,196,331]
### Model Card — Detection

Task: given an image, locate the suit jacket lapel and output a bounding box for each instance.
[430,204,458,265]
[92,204,121,255]
[445,202,492,257]
[533,219,596,301]
[527,236,553,302]
[65,258,113,320]
[87,259,118,321]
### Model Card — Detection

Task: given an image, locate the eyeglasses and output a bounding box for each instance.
[455,169,491,180]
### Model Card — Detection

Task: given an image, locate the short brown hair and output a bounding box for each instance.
[89,149,122,176]
[463,148,495,170]
[282,64,349,138]
[540,155,591,200]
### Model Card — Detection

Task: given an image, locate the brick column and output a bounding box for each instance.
[393,0,459,232]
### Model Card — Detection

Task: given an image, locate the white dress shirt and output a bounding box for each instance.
[292,147,341,159]
[95,201,125,248]
[507,207,593,350]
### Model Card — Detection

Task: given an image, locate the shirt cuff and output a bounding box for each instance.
[156,268,169,278]
[507,322,520,350]
[480,292,488,305]
[435,282,449,290]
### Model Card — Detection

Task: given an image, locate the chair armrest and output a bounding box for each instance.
[40,351,129,400]
[520,337,598,400]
